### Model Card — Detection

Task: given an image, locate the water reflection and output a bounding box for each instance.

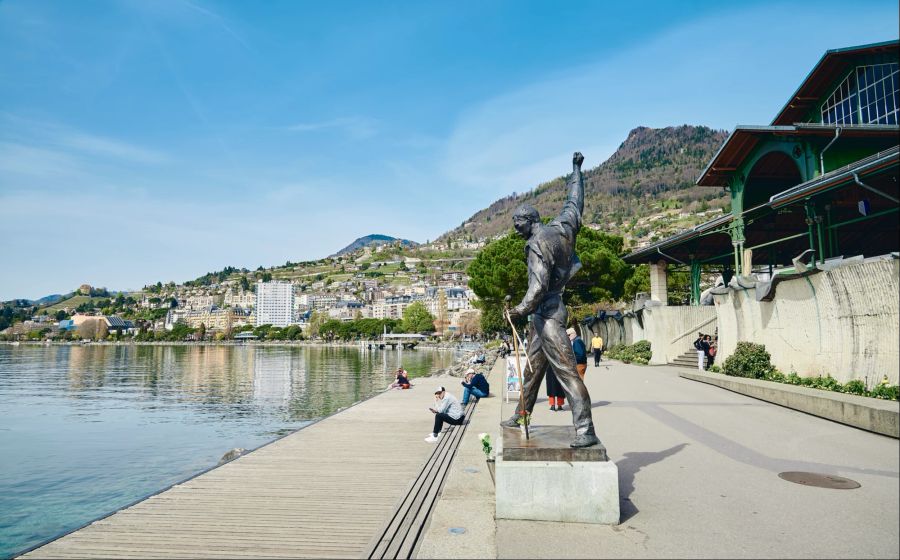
[0,344,457,559]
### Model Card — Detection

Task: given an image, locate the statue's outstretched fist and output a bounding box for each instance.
[573,152,584,168]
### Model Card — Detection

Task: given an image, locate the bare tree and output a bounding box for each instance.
[77,319,98,340]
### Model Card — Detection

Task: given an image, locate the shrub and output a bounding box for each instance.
[722,342,775,379]
[785,372,802,385]
[843,379,867,395]
[607,340,652,365]
[816,375,843,392]
[708,364,721,373]
[870,384,899,401]
[766,369,785,383]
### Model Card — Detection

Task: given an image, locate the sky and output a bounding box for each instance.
[0,0,897,300]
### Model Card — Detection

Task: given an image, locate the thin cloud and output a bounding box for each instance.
[285,117,378,140]
[59,132,169,164]
[179,0,252,52]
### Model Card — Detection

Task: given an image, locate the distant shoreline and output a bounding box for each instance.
[0,340,472,350]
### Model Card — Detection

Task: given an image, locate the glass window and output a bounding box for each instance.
[821,62,899,125]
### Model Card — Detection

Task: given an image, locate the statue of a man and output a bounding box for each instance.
[502,151,600,448]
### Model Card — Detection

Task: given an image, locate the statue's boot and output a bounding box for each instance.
[570,428,600,448]
[500,414,523,428]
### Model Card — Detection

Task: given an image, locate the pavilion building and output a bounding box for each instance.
[606,40,898,386]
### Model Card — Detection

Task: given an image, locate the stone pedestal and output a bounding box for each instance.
[495,426,620,525]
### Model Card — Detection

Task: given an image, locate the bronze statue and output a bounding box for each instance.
[501,152,600,448]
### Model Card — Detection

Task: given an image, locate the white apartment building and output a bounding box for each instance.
[424,287,474,315]
[371,295,421,320]
[297,293,339,309]
[256,281,294,327]
[225,290,256,309]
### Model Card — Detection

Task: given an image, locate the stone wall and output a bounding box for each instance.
[712,256,899,386]
[580,305,716,365]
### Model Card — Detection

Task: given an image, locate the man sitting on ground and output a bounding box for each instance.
[460,367,490,405]
[425,386,464,443]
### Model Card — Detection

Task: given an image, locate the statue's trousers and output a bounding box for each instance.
[520,294,596,436]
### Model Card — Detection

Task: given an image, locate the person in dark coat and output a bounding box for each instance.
[546,367,566,411]
[461,368,490,405]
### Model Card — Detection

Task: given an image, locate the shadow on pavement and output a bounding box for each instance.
[616,443,689,522]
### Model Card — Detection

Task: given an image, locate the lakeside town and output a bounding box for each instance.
[1,237,488,343]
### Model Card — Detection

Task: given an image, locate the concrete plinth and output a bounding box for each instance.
[495,426,620,525]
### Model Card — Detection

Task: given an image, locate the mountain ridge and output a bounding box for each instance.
[330,234,418,257]
[438,124,729,248]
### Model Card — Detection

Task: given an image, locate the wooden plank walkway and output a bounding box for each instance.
[364,401,477,559]
[22,385,459,559]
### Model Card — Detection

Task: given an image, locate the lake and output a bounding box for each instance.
[0,343,459,558]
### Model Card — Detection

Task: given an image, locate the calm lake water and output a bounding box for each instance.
[0,343,459,558]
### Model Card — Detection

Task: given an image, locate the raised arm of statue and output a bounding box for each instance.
[557,152,585,234]
[510,247,550,319]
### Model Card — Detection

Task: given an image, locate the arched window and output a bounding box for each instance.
[821,62,898,125]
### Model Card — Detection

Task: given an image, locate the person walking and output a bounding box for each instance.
[567,327,588,380]
[590,332,604,366]
[425,386,464,442]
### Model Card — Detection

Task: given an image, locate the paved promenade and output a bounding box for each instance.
[495,360,899,558]
[22,384,448,559]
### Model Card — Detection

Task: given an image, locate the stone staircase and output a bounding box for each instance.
[671,348,705,369]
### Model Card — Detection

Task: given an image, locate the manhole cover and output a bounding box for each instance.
[778,471,860,489]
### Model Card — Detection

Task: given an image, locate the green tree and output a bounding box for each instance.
[567,228,630,306]
[198,322,206,340]
[240,276,250,291]
[466,234,528,333]
[401,302,435,333]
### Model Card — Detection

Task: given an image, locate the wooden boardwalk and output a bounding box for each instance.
[23,385,456,559]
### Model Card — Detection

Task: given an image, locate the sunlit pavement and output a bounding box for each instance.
[497,360,899,559]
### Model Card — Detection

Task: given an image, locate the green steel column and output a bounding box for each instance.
[804,200,816,261]
[690,260,701,306]
[825,204,834,258]
[815,215,826,264]
[729,176,745,277]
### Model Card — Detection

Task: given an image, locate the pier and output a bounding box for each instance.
[21,378,479,559]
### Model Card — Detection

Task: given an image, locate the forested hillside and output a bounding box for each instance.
[441,125,730,250]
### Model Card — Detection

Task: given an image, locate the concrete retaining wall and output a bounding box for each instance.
[712,257,899,386]
[680,370,899,438]
[581,306,716,365]
[641,306,717,365]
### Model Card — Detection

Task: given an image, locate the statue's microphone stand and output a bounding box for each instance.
[504,296,530,440]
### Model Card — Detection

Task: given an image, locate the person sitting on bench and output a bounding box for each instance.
[460,367,490,405]
[425,386,463,443]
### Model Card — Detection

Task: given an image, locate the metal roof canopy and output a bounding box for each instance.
[771,40,899,126]
[697,124,900,186]
[625,149,899,266]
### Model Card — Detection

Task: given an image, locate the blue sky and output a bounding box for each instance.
[1,0,897,300]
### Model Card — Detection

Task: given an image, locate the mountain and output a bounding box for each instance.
[33,294,65,306]
[439,125,730,249]
[330,234,419,257]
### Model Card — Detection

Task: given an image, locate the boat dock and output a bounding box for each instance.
[22,380,476,559]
